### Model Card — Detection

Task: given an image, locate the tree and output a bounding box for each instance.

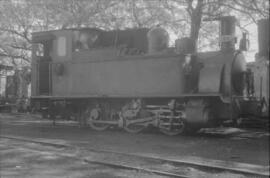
[0,0,269,66]
[0,0,116,67]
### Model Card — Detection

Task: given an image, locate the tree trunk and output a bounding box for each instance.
[189,0,204,51]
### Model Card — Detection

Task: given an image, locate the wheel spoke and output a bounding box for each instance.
[159,112,186,136]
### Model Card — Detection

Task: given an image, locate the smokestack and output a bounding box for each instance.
[220,16,236,52]
[258,19,269,57]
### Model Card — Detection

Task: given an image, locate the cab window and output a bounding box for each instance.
[73,29,100,51]
[35,43,44,57]
[57,36,67,57]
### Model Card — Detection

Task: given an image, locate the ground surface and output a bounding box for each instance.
[0,113,269,177]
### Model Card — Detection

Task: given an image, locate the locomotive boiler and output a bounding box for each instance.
[31,16,262,135]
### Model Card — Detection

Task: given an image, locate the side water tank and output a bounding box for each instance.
[147,26,169,54]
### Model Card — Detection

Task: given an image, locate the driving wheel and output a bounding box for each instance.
[87,108,110,131]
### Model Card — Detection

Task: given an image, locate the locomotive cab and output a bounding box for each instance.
[32,33,54,96]
[32,30,74,97]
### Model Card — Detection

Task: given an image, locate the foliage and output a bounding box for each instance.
[0,0,269,67]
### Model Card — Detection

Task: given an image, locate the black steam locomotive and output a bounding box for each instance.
[30,16,269,135]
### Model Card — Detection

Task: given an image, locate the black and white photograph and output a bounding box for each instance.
[0,0,269,177]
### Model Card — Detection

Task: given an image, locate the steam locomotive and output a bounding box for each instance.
[31,16,269,135]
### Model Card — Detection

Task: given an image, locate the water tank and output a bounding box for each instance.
[147,26,169,54]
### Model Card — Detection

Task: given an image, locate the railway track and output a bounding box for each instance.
[1,135,269,178]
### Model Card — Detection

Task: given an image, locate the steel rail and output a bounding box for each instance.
[84,159,189,178]
[1,136,189,178]
[1,135,268,178]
